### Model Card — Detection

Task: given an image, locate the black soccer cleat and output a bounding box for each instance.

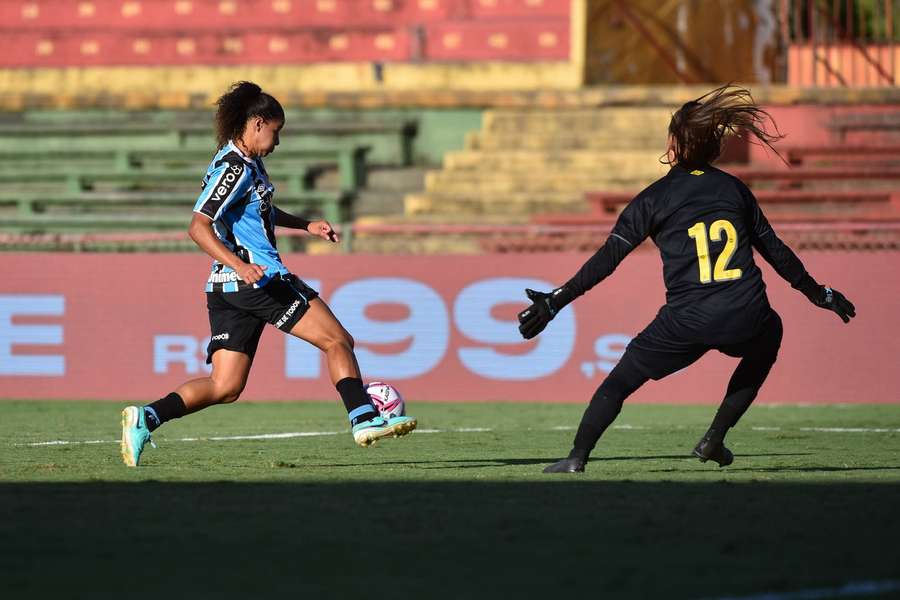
[692,435,734,468]
[542,457,586,473]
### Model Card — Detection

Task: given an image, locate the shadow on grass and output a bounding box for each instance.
[719,465,900,473]
[2,481,899,599]
[301,453,812,469]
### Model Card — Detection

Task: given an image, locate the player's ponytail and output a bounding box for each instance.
[214,81,285,149]
[663,84,785,168]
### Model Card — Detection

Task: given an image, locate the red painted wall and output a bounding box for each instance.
[1,252,896,404]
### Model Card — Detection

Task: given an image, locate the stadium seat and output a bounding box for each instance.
[0,0,572,66]
[784,145,900,166]
[0,118,414,166]
[0,189,351,231]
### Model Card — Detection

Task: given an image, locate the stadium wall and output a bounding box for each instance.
[2,252,896,404]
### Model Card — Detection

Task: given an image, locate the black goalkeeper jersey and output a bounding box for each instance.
[565,164,815,344]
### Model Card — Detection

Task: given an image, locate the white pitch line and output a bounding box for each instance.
[551,424,650,431]
[701,578,900,600]
[14,427,491,447]
[13,423,900,448]
[207,431,341,441]
[800,427,900,433]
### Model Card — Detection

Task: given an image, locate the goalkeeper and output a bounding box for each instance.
[518,85,856,473]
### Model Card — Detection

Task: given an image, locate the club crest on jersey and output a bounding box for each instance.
[257,183,273,212]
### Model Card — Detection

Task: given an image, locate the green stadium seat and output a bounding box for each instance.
[0,189,351,232]
[0,118,416,166]
[0,146,370,192]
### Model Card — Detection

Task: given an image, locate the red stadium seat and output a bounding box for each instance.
[0,0,571,67]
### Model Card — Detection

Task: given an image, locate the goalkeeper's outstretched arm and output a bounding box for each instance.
[741,181,856,324]
[517,193,652,339]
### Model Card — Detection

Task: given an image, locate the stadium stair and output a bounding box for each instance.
[403,107,672,219]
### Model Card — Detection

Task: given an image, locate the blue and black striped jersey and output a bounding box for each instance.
[193,141,289,292]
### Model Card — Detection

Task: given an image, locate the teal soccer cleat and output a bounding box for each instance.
[120,406,155,467]
[352,414,417,447]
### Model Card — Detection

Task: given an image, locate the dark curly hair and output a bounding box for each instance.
[214,81,284,149]
[664,84,785,168]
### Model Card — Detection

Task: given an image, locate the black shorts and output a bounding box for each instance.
[205,274,319,364]
[626,306,783,380]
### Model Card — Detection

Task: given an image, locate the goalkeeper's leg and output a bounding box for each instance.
[544,354,648,473]
[695,310,784,466]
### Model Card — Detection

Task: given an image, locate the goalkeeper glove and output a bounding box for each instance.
[809,285,856,324]
[517,286,575,339]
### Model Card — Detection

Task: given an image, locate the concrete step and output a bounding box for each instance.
[353,190,406,218]
[364,167,427,191]
[351,166,426,219]
[405,191,589,216]
[482,108,674,134]
[348,231,483,254]
[442,149,665,173]
[424,171,652,194]
[465,131,668,151]
[345,215,526,254]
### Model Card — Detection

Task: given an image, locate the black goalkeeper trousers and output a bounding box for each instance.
[571,309,784,458]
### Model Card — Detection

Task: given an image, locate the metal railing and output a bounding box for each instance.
[783,0,897,86]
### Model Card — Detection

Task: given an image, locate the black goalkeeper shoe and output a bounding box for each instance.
[692,435,734,468]
[542,457,586,473]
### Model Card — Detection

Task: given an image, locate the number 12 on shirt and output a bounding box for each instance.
[687,220,743,284]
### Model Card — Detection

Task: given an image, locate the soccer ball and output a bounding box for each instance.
[365,381,405,419]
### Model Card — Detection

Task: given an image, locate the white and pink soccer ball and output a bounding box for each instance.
[365,381,405,419]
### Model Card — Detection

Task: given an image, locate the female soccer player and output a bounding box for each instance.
[121,81,416,466]
[517,85,856,473]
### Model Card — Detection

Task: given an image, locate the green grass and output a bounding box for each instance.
[2,401,899,599]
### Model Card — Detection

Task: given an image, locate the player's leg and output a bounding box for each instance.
[120,294,263,467]
[120,350,255,467]
[287,294,416,446]
[544,309,706,473]
[694,310,784,467]
[543,352,649,473]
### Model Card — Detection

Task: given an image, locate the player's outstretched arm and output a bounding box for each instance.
[517,286,575,339]
[800,283,856,323]
[274,207,339,242]
[740,181,856,324]
[517,189,653,340]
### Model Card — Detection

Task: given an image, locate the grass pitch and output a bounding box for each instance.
[2,400,899,599]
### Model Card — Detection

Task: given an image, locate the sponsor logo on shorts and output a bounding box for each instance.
[211,332,230,341]
[207,271,240,284]
[275,300,302,329]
